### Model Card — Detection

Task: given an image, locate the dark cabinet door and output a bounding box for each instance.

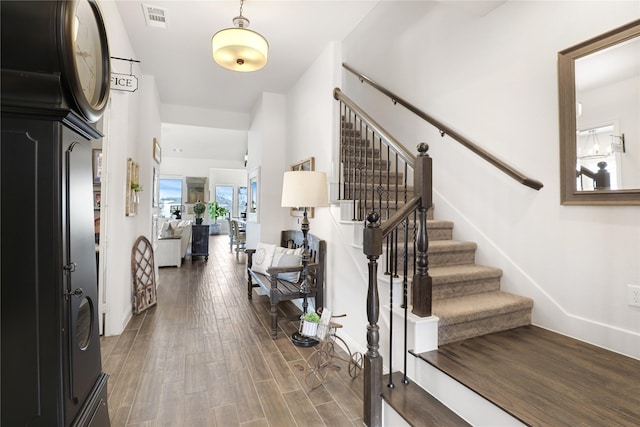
[63,130,103,422]
[191,224,209,260]
[1,117,109,427]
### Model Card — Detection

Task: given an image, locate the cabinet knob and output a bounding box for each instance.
[65,288,84,298]
[63,262,78,273]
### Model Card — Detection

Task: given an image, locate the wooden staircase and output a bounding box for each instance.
[338,119,640,426]
[340,119,533,346]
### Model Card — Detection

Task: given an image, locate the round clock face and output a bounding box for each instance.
[73,0,104,106]
[73,0,104,107]
[61,0,110,123]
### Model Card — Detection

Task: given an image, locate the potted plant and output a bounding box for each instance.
[193,200,206,224]
[300,311,320,337]
[131,182,143,192]
[208,201,229,234]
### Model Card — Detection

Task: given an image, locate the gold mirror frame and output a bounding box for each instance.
[558,19,640,205]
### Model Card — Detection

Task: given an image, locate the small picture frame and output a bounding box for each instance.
[290,157,315,218]
[291,156,314,172]
[152,167,159,208]
[92,149,102,185]
[94,191,101,209]
[153,138,161,164]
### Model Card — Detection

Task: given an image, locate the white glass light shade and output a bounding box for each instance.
[281,171,329,208]
[211,27,268,72]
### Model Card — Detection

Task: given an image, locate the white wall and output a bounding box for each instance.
[283,41,373,352]
[246,93,289,248]
[339,1,640,358]
[100,1,161,336]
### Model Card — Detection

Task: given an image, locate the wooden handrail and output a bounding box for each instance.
[342,63,544,191]
[380,196,422,238]
[334,88,415,167]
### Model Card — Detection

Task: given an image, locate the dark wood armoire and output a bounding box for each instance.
[1,1,111,425]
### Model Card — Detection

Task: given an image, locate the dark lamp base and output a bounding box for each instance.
[291,332,319,347]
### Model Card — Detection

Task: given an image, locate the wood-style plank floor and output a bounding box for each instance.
[418,325,640,426]
[100,235,363,426]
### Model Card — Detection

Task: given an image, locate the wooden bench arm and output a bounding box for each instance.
[266,262,319,277]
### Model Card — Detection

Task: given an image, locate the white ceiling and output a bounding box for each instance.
[575,36,640,92]
[115,0,378,108]
[114,0,379,162]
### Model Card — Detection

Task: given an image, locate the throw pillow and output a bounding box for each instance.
[272,246,304,266]
[160,221,174,238]
[252,242,276,275]
[172,227,183,238]
[276,253,302,282]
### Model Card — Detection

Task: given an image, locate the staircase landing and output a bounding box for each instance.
[382,372,471,427]
[415,325,640,426]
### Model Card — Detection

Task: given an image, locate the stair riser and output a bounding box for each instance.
[428,248,475,268]
[383,229,453,246]
[343,169,404,180]
[342,158,391,169]
[342,186,414,196]
[340,135,368,144]
[438,309,532,345]
[384,246,475,268]
[342,190,414,202]
[433,277,501,300]
[341,146,380,156]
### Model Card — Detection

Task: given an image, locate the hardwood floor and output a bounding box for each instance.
[417,325,640,426]
[100,235,364,426]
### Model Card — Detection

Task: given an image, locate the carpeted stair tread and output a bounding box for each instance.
[429,240,477,253]
[433,291,533,326]
[430,264,502,285]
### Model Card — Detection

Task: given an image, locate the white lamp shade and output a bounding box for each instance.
[281,171,329,208]
[212,27,268,72]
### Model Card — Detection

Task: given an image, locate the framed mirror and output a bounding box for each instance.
[248,167,260,223]
[558,19,640,205]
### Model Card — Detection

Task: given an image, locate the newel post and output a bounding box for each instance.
[363,212,383,427]
[412,143,433,317]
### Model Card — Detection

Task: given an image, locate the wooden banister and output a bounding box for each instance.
[342,63,544,191]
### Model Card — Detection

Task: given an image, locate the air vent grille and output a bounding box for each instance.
[142,4,168,28]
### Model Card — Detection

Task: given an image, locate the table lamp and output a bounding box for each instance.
[281,170,328,347]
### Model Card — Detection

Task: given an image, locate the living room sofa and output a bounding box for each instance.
[156,219,192,267]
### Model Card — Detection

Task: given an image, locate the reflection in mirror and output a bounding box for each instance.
[247,167,260,223]
[559,19,640,205]
[76,297,93,350]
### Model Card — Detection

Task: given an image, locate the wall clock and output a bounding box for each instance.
[60,0,111,123]
[1,0,110,124]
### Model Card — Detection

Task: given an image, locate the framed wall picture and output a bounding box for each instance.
[153,138,161,164]
[152,167,159,208]
[291,156,314,172]
[290,157,315,218]
[92,149,102,184]
[126,158,140,216]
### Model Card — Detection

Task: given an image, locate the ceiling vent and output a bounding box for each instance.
[142,4,168,28]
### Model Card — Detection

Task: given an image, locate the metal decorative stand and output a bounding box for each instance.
[291,207,319,347]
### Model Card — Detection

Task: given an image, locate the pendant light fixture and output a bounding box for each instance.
[211,0,268,72]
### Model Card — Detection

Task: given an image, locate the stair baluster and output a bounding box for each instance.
[363,213,383,427]
[412,143,433,317]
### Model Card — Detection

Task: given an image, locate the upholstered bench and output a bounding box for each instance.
[247,230,326,339]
